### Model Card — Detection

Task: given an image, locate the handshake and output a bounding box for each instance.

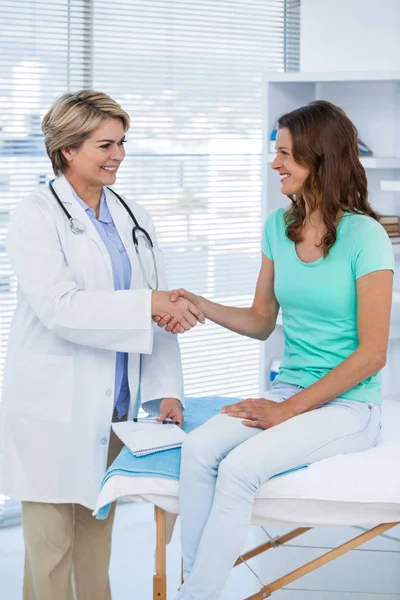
[151,289,205,335]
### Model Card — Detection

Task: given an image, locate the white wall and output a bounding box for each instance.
[301,0,400,72]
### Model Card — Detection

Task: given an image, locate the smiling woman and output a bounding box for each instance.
[272,127,310,196]
[159,100,395,600]
[60,118,127,216]
[276,100,378,258]
[41,91,130,215]
[0,89,205,600]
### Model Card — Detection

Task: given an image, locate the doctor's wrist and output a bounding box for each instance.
[151,290,166,316]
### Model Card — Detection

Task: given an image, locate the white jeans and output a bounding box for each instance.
[175,382,382,600]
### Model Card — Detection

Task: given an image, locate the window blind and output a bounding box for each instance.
[0,0,300,525]
[90,0,300,397]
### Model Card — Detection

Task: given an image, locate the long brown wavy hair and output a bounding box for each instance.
[278,100,379,256]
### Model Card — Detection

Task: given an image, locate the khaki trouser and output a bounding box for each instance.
[21,412,126,600]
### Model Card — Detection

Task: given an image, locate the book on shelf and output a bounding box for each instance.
[358,138,373,156]
[383,224,400,234]
[379,216,400,237]
[379,215,400,226]
[383,225,400,235]
[388,234,400,244]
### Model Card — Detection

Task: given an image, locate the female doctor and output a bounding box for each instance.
[0,90,202,600]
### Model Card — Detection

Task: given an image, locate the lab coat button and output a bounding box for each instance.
[105,389,112,397]
[100,437,108,445]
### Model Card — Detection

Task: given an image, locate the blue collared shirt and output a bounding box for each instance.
[71,186,132,418]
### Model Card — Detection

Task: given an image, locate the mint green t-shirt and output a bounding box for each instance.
[262,209,395,404]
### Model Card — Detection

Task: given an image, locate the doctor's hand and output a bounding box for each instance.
[152,290,205,334]
[157,398,184,428]
[221,398,295,429]
[153,288,205,334]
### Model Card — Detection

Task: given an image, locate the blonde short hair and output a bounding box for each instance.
[41,90,130,175]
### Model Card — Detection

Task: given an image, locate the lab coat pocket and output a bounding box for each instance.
[7,354,74,422]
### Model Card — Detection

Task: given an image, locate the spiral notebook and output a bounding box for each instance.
[112,420,187,456]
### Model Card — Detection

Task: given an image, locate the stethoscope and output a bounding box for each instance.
[48,180,159,290]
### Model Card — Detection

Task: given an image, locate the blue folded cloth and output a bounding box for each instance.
[96,396,239,519]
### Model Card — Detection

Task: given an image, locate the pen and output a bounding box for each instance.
[133,418,180,425]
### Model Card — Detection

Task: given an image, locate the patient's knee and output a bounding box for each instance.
[217,451,260,494]
[181,429,221,472]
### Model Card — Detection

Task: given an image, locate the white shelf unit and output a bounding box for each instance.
[381,180,400,192]
[261,71,400,397]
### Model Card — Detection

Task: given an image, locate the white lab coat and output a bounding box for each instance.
[0,175,184,509]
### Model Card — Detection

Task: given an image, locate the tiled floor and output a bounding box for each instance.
[1,501,400,600]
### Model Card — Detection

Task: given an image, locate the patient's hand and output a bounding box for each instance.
[221,398,295,429]
[170,288,203,310]
[153,289,205,334]
[151,291,204,334]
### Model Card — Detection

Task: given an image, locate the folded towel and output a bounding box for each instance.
[96,396,239,519]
